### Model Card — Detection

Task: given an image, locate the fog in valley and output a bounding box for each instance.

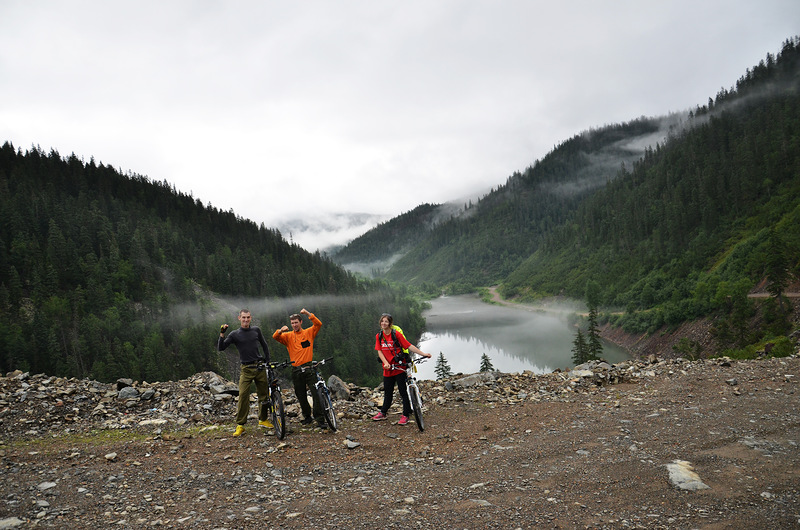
[170,290,629,382]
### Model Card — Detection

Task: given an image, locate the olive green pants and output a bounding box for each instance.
[236,364,269,425]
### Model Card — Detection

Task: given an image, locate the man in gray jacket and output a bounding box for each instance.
[218,309,272,437]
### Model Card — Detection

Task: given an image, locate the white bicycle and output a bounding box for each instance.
[390,354,427,431]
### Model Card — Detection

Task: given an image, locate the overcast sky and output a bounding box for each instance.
[2,1,798,250]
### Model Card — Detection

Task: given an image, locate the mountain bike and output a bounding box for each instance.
[390,354,428,432]
[256,359,293,440]
[297,357,338,432]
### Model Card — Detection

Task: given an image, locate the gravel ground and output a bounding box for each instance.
[2,354,799,529]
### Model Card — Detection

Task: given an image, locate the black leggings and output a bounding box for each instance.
[292,365,322,422]
[382,371,411,417]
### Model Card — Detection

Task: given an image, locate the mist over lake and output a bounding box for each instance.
[414,294,630,381]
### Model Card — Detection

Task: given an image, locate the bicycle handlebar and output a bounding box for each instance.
[313,357,334,366]
[295,357,334,372]
[257,360,293,370]
[388,355,428,371]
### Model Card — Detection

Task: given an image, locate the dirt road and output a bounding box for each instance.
[2,354,799,529]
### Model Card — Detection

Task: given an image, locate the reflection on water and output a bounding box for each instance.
[414,294,629,381]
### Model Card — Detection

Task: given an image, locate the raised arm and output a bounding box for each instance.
[303,309,322,334]
[217,324,231,351]
[408,344,432,358]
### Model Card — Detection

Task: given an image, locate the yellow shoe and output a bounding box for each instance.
[232,425,245,437]
[259,419,274,428]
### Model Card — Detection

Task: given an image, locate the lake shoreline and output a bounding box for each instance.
[484,286,637,359]
[419,293,628,379]
[485,286,800,362]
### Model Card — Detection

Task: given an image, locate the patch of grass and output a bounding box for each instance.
[718,334,797,360]
[4,427,150,453]
[4,422,226,452]
[763,336,796,358]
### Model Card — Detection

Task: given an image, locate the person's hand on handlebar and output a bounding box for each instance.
[406,344,431,359]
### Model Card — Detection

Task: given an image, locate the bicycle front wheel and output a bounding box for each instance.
[271,390,286,440]
[408,384,425,432]
[317,386,338,432]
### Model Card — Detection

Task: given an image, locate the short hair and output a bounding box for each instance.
[239,309,251,316]
[289,313,302,322]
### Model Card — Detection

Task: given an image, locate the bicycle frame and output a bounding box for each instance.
[390,355,427,431]
[256,359,291,439]
[298,357,338,432]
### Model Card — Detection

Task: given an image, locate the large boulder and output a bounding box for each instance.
[451,371,499,389]
[327,375,351,401]
[117,386,139,400]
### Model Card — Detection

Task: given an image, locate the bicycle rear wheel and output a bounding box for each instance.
[271,390,286,440]
[317,386,338,432]
[408,384,425,432]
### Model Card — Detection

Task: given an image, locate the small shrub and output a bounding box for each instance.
[767,336,794,358]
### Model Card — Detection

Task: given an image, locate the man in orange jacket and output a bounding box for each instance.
[272,309,325,429]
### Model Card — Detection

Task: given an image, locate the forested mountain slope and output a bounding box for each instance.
[387,118,669,289]
[0,145,424,386]
[333,117,668,289]
[503,37,800,334]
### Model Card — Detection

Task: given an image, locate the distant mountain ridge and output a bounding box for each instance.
[275,211,388,254]
[332,203,453,275]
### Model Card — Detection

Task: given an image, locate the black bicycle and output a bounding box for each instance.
[391,354,428,431]
[257,359,292,440]
[298,357,338,432]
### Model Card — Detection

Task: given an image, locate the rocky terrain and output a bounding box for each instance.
[1,352,799,529]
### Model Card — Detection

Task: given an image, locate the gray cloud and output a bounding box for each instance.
[1,1,797,251]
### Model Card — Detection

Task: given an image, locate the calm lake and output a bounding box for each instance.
[414,294,630,381]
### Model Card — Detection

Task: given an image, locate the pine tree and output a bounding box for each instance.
[586,307,603,360]
[571,329,589,365]
[434,352,452,380]
[479,353,494,372]
[585,280,603,360]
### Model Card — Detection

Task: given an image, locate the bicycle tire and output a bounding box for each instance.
[271,390,287,440]
[317,386,338,432]
[408,384,425,432]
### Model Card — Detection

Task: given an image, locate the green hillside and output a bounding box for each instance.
[0,145,424,387]
[503,37,800,328]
